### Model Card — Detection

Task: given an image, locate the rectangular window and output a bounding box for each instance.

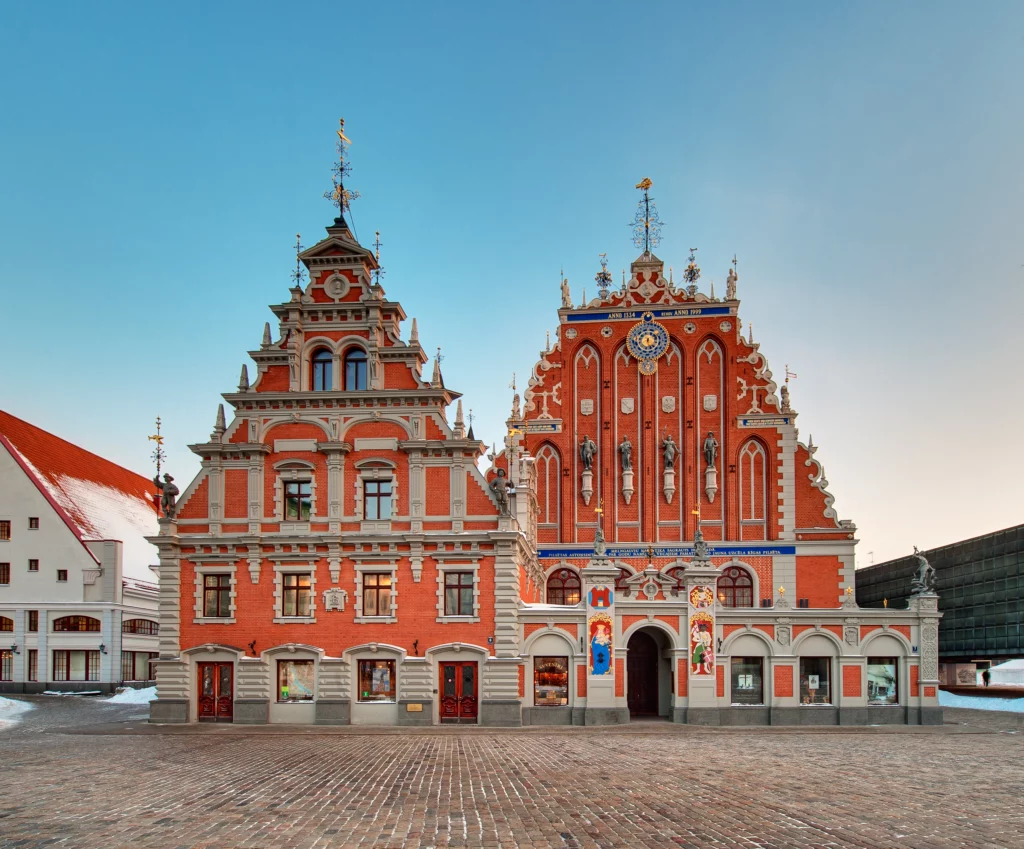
[28,649,38,682]
[867,657,899,705]
[363,480,393,520]
[277,659,315,701]
[444,571,475,616]
[27,610,38,632]
[284,481,312,521]
[358,659,396,702]
[534,656,569,706]
[28,517,39,530]
[731,657,764,705]
[28,559,39,572]
[799,657,832,705]
[121,651,158,681]
[203,573,232,617]
[0,650,11,681]
[57,569,68,582]
[0,563,9,584]
[52,650,101,682]
[362,573,392,617]
[282,573,312,617]
[0,520,10,540]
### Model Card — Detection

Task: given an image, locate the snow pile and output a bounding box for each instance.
[105,686,156,705]
[0,696,34,725]
[990,659,1024,687]
[938,689,1024,713]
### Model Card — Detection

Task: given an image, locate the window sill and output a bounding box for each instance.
[273,617,317,624]
[194,617,236,625]
[280,522,311,533]
[357,699,396,705]
[436,616,480,624]
[354,616,397,624]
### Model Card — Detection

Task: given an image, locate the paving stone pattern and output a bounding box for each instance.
[0,698,1022,848]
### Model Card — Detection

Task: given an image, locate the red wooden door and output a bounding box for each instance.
[627,631,659,716]
[439,662,478,723]
[197,662,234,722]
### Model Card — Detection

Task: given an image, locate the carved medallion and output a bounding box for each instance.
[601,326,614,338]
[564,328,578,339]
[580,399,594,416]
[719,320,732,332]
[662,396,676,413]
[684,322,697,334]
[620,398,635,415]
[703,394,717,412]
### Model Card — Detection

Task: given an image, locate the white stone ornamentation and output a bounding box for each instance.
[702,394,717,412]
[581,469,594,506]
[704,465,718,503]
[322,587,349,612]
[662,396,676,413]
[580,399,594,416]
[622,469,634,505]
[620,398,635,415]
[663,468,676,504]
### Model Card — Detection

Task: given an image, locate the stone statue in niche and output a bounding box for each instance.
[579,435,597,471]
[618,435,632,471]
[703,431,719,468]
[910,546,937,595]
[153,473,179,519]
[561,278,572,308]
[661,434,678,470]
[489,468,515,516]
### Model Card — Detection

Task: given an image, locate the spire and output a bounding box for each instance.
[467,408,475,441]
[261,322,272,349]
[631,177,664,255]
[211,403,226,440]
[545,329,551,353]
[238,364,250,392]
[710,280,715,300]
[323,117,360,230]
[748,322,754,345]
[410,317,419,344]
[454,400,465,438]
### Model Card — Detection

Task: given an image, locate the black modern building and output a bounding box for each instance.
[856,524,1023,665]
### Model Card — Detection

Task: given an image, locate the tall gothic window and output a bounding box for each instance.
[344,348,368,391]
[718,565,754,608]
[311,348,333,391]
[739,439,768,539]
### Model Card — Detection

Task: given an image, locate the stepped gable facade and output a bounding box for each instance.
[149,215,534,726]
[149,142,940,726]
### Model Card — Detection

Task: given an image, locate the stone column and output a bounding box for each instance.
[149,518,189,723]
[581,545,628,725]
[911,593,943,725]
[479,534,523,727]
[684,541,720,725]
[36,608,48,689]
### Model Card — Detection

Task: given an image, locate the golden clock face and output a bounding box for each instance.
[641,332,656,347]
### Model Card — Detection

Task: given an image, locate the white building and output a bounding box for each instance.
[0,410,160,693]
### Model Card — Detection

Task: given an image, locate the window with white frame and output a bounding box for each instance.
[354,563,397,622]
[194,566,237,623]
[435,562,480,622]
[273,566,317,623]
[274,461,318,523]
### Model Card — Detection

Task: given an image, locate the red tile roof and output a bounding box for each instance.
[0,409,158,577]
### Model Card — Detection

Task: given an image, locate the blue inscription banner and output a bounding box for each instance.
[538,545,797,559]
[565,305,733,323]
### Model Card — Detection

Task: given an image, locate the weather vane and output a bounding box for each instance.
[290,233,305,287]
[148,417,166,505]
[595,253,612,298]
[372,230,384,286]
[785,364,798,385]
[631,177,664,253]
[683,247,701,295]
[323,117,360,224]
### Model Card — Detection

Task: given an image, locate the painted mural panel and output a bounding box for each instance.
[689,610,715,675]
[589,612,613,675]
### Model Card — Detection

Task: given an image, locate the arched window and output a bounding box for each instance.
[718,565,754,608]
[535,444,561,531]
[311,348,333,391]
[344,347,368,390]
[122,619,159,635]
[0,616,12,632]
[53,615,101,632]
[546,568,581,605]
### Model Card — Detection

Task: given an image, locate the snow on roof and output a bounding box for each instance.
[0,409,158,581]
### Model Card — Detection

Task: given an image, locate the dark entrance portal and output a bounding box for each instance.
[627,630,659,716]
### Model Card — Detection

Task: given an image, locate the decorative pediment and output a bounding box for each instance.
[618,566,684,599]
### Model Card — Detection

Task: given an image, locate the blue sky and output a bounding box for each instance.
[1,2,1021,564]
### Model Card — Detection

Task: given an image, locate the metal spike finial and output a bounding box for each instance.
[148,417,166,482]
[372,230,385,287]
[631,177,664,253]
[290,234,306,287]
[684,247,701,296]
[595,253,612,298]
[323,117,360,225]
[467,408,476,441]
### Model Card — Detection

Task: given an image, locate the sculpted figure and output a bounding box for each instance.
[489,468,514,516]
[726,267,738,300]
[703,431,719,468]
[560,278,572,308]
[662,434,678,470]
[154,473,179,519]
[910,546,937,594]
[618,435,633,471]
[579,435,597,472]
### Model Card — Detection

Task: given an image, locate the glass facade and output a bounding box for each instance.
[856,524,1023,662]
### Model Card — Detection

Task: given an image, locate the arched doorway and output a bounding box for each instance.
[627,630,659,716]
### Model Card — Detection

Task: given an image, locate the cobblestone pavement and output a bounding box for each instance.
[0,696,1022,849]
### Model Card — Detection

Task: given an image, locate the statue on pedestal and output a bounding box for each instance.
[579,435,597,471]
[703,431,719,468]
[618,435,632,471]
[910,546,936,595]
[489,468,514,516]
[154,473,179,519]
[662,434,678,470]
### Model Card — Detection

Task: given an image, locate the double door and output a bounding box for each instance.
[439,661,478,723]
[197,662,234,722]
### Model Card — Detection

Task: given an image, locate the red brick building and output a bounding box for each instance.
[149,150,941,726]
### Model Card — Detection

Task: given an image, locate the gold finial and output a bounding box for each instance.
[324,116,360,220]
[691,502,701,520]
[635,177,653,191]
[778,586,786,596]
[883,597,888,608]
[594,497,604,516]
[846,586,854,596]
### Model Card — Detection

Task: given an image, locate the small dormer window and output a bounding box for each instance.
[311,348,333,391]
[284,481,312,521]
[344,348,368,390]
